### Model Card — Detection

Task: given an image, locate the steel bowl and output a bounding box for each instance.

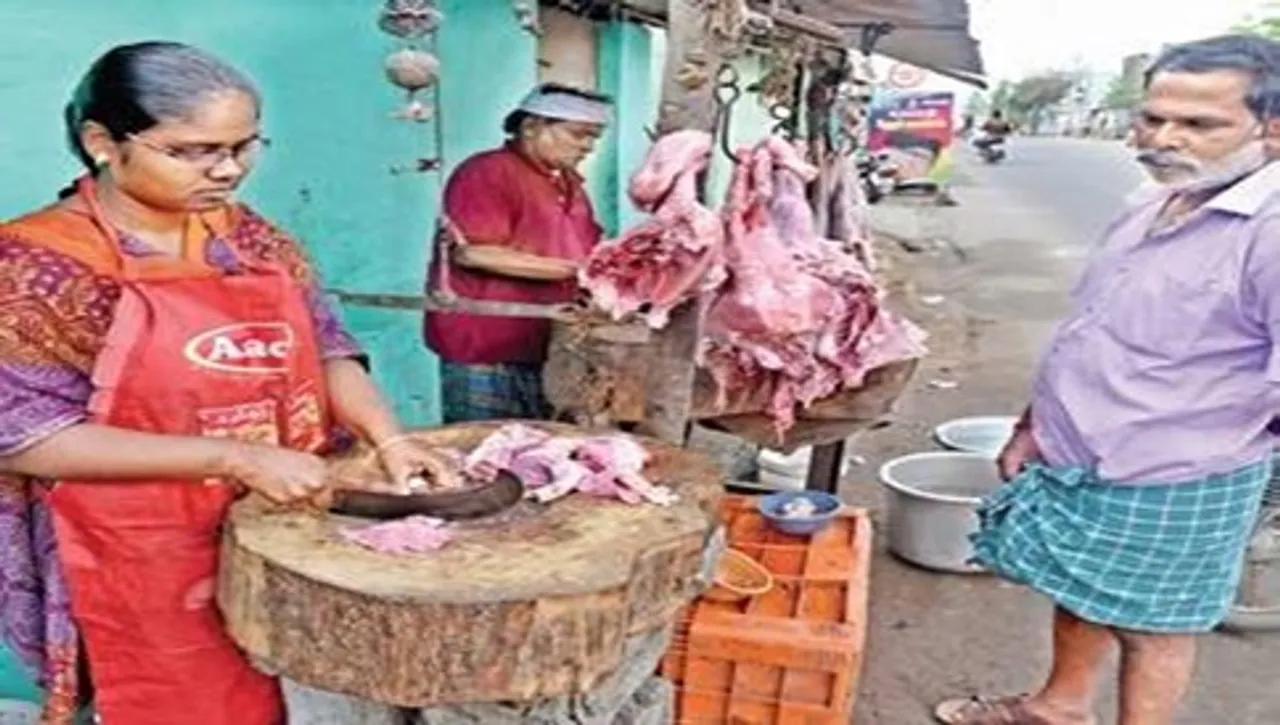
[933,416,1017,458]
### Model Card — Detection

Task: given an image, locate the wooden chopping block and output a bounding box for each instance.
[218,422,723,708]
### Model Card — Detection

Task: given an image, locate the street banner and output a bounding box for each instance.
[867,91,956,185]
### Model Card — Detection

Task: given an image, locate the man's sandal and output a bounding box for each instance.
[934,695,1052,725]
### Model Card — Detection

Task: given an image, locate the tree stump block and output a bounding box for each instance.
[414,626,673,725]
[219,422,724,708]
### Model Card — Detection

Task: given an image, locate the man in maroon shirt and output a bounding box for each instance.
[424,84,611,422]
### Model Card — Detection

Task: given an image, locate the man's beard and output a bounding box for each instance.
[1135,139,1268,193]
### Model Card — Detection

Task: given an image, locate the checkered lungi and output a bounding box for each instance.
[972,460,1271,633]
[440,362,551,424]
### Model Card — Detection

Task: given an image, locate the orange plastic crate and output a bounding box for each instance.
[661,495,872,724]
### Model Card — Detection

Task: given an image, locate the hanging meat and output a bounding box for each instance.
[578,130,726,328]
[577,130,924,436]
[700,137,925,434]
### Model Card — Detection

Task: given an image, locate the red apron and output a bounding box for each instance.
[47,179,330,725]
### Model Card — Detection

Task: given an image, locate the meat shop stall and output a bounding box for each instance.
[542,0,985,491]
[218,2,984,723]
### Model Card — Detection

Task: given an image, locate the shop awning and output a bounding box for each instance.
[791,0,986,87]
[616,0,987,88]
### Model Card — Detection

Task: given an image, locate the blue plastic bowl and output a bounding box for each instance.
[757,491,842,536]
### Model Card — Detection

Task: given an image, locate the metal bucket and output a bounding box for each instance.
[933,416,1017,458]
[878,452,1003,573]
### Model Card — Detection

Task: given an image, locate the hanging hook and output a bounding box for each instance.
[768,103,795,140]
[713,64,743,164]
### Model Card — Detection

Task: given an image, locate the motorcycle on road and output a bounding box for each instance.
[973,133,1007,164]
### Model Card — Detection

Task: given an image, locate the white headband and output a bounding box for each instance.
[517,88,612,125]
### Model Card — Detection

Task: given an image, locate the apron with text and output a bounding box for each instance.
[47,178,330,725]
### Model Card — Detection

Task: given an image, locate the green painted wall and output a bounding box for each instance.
[0,2,771,432]
[630,37,777,208]
[595,21,658,236]
[0,0,540,426]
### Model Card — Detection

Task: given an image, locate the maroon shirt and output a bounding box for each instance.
[424,143,602,364]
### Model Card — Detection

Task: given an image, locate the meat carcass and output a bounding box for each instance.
[700,137,926,434]
[824,153,878,271]
[699,139,838,429]
[579,130,726,328]
[341,516,453,555]
[463,424,676,506]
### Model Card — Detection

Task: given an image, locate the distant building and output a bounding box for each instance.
[1090,53,1152,138]
[1121,53,1152,87]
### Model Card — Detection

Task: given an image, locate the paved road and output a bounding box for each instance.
[850,140,1279,725]
[966,136,1146,248]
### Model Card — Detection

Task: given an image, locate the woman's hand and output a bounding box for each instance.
[220,442,329,505]
[375,436,463,493]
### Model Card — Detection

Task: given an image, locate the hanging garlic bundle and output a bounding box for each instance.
[379,0,443,122]
[385,47,440,121]
[378,0,441,39]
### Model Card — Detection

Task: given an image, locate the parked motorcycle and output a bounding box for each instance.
[856,151,900,204]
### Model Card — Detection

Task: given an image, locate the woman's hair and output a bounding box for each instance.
[65,41,261,170]
[502,82,613,136]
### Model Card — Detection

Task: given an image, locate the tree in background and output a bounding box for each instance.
[964,92,991,120]
[1005,71,1081,132]
[990,80,1014,116]
[1233,1,1279,38]
[1102,74,1142,111]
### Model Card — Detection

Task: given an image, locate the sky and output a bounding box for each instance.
[969,0,1268,81]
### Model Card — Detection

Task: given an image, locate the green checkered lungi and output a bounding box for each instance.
[972,460,1271,633]
[440,362,551,424]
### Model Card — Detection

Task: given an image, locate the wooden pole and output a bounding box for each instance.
[804,48,851,494]
[639,0,731,445]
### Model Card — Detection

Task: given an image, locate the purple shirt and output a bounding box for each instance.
[1032,162,1280,484]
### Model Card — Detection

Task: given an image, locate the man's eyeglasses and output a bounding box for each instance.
[127,134,270,169]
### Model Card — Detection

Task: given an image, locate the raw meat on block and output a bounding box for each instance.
[462,424,552,483]
[341,516,453,555]
[463,424,676,506]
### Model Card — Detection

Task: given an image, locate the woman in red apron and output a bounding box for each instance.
[0,42,451,724]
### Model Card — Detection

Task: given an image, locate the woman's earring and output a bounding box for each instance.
[94,157,109,169]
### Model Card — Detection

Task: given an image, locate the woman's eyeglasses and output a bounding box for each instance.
[127,134,270,169]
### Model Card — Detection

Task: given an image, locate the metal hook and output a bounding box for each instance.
[768,103,795,139]
[713,64,743,164]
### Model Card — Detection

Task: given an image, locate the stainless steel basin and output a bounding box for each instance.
[878,452,1004,574]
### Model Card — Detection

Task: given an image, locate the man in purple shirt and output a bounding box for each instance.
[937,35,1280,725]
